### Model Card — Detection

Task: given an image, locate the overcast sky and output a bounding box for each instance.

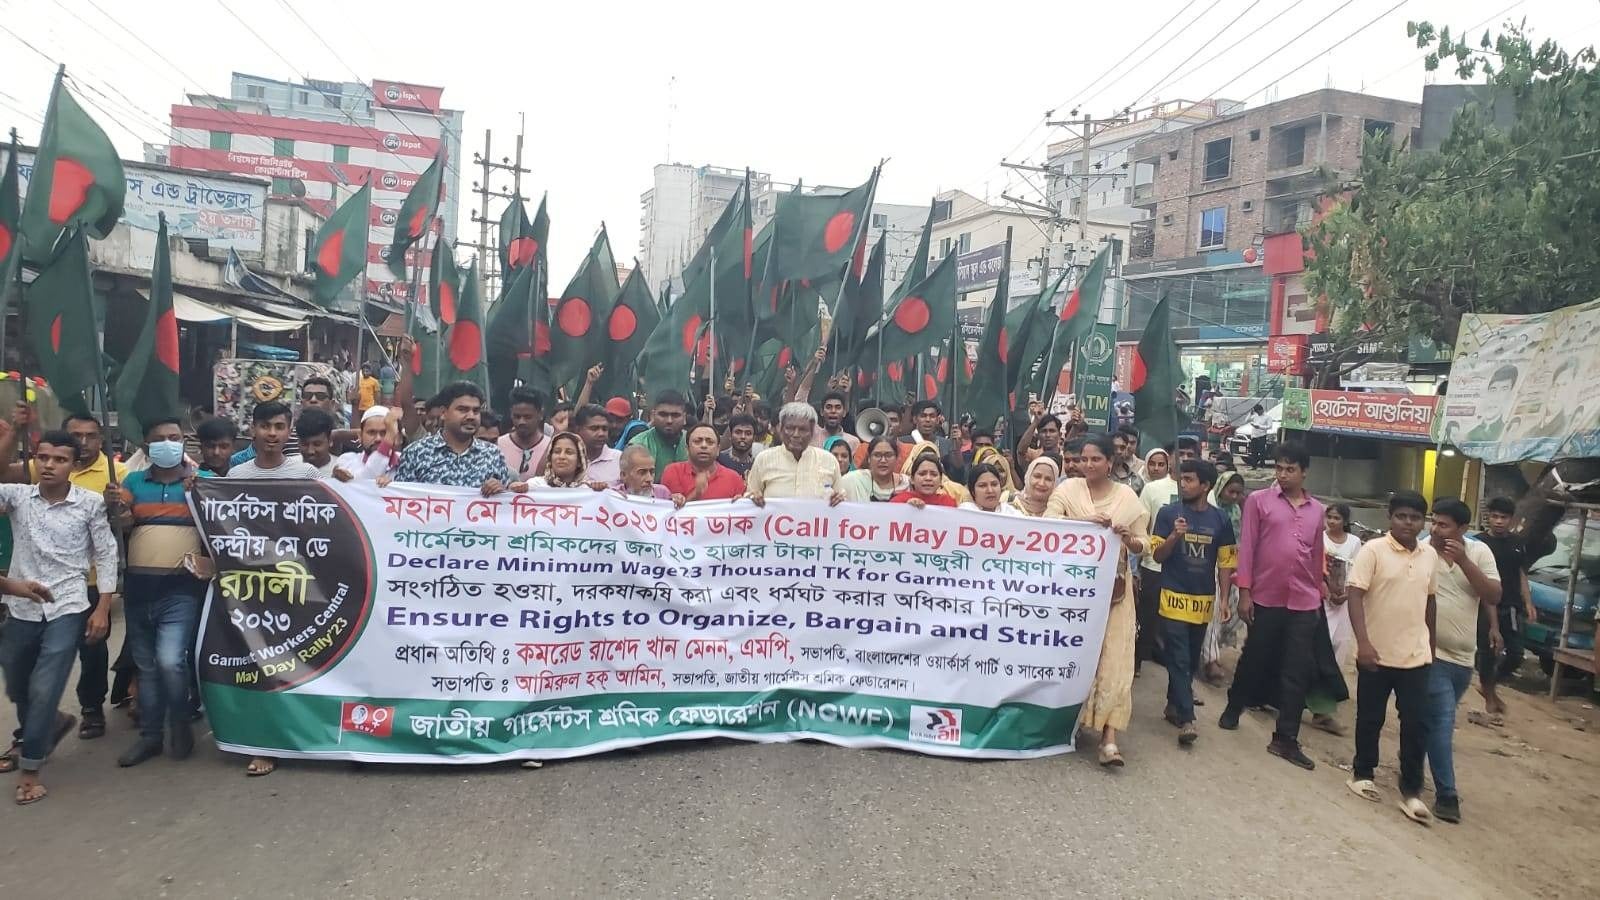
[2,0,1597,277]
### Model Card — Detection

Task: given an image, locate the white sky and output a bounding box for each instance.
[2,0,1598,278]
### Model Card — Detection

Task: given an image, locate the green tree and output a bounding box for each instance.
[1303,21,1600,379]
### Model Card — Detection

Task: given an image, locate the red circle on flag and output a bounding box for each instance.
[998,327,1009,364]
[438,283,457,325]
[937,357,949,381]
[48,158,94,226]
[449,320,483,370]
[823,211,856,254]
[609,305,637,341]
[49,315,63,353]
[681,315,703,355]
[887,361,903,381]
[410,340,424,376]
[155,310,180,373]
[558,298,592,337]
[777,348,793,369]
[0,224,13,261]
[532,320,551,357]
[923,374,939,398]
[1129,351,1149,393]
[893,296,930,333]
[316,231,345,278]
[509,237,539,268]
[768,286,781,314]
[407,207,428,239]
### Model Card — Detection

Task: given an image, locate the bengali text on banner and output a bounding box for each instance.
[187,481,1117,763]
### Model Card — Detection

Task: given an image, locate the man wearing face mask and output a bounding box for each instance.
[107,418,212,766]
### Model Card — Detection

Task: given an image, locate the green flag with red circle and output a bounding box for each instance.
[1,133,22,318]
[875,249,957,365]
[387,150,445,279]
[20,69,125,261]
[1131,284,1182,453]
[596,264,660,401]
[428,236,461,327]
[310,183,371,306]
[547,226,618,389]
[22,228,97,414]
[761,169,877,291]
[498,194,547,297]
[444,257,490,393]
[965,250,1013,430]
[113,213,181,443]
[1034,242,1108,403]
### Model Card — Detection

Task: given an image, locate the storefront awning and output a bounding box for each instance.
[168,291,306,333]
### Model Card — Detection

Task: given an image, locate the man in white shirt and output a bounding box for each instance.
[228,401,325,480]
[0,428,120,805]
[1422,498,1501,824]
[746,403,845,505]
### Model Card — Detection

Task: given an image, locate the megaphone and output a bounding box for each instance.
[856,408,890,441]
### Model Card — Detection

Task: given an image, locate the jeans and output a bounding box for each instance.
[123,573,204,743]
[1477,605,1525,683]
[1163,617,1206,724]
[1425,659,1473,800]
[75,586,108,711]
[1226,604,1318,742]
[1353,663,1432,796]
[1,612,87,770]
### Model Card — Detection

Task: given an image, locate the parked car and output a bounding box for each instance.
[1522,512,1600,678]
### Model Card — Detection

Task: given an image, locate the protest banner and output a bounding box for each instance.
[1441,297,1600,463]
[189,481,1118,763]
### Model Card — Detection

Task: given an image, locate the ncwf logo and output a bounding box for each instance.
[340,702,394,737]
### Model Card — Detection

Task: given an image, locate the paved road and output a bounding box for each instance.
[1,662,1501,900]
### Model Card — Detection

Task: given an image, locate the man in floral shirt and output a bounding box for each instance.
[388,382,512,494]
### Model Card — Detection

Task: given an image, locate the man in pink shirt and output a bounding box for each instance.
[1218,443,1326,771]
[497,388,549,481]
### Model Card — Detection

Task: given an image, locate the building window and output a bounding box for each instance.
[209,131,231,150]
[333,144,349,164]
[270,177,293,195]
[931,198,953,223]
[939,237,953,258]
[1202,138,1232,182]
[1199,206,1227,249]
[871,212,888,228]
[273,137,294,157]
[1162,213,1174,226]
[297,90,312,105]
[1364,119,1394,141]
[957,233,971,253]
[1167,150,1178,161]
[1282,126,1306,167]
[245,84,264,99]
[1242,199,1254,212]
[1248,129,1260,141]
[303,228,317,272]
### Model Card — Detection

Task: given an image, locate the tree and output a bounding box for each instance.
[1303,21,1600,372]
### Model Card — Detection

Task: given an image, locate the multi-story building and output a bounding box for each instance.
[162,73,464,306]
[639,163,929,294]
[1118,88,1421,398]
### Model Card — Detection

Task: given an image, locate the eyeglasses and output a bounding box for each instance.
[302,392,331,401]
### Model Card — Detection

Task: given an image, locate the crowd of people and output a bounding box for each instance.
[0,377,1542,825]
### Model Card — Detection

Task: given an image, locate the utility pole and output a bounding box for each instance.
[467,123,531,299]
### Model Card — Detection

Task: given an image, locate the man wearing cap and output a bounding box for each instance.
[604,397,641,447]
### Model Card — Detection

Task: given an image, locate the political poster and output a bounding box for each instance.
[188,482,1119,763]
[1440,297,1600,463]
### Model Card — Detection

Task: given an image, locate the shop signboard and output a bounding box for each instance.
[1281,388,1438,442]
[1074,324,1117,430]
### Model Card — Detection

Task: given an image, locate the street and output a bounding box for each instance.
[4,641,1595,900]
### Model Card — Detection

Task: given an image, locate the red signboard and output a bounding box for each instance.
[373,80,444,113]
[171,106,442,159]
[1286,389,1438,441]
[1266,334,1308,375]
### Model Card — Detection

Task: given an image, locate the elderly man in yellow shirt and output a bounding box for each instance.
[745,403,844,506]
[0,413,127,740]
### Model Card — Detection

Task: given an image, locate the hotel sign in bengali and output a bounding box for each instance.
[187,482,1118,763]
[1281,388,1439,442]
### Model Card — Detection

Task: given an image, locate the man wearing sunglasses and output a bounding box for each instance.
[229,377,357,467]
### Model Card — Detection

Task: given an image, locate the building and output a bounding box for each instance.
[1119,88,1421,399]
[161,73,465,306]
[638,163,929,293]
[1046,99,1240,229]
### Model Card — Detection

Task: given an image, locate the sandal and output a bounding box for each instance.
[245,757,276,777]
[0,741,17,774]
[14,782,47,806]
[1466,710,1504,728]
[1346,779,1382,803]
[1098,743,1125,767]
[1398,795,1432,826]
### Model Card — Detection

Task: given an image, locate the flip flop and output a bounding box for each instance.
[245,757,276,777]
[0,742,17,774]
[1466,710,1504,728]
[1398,796,1433,826]
[1098,743,1125,767]
[14,783,47,806]
[1346,779,1382,803]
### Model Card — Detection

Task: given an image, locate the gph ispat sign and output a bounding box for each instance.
[187,482,1117,763]
[373,79,443,113]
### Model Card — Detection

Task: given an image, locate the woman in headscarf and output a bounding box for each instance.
[901,440,970,505]
[528,432,589,488]
[892,453,958,508]
[1045,433,1151,767]
[1200,470,1247,686]
[823,435,855,477]
[839,436,905,502]
[971,445,1014,494]
[1006,455,1058,518]
[960,462,1016,515]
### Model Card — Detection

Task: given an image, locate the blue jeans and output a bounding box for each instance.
[1425,659,1473,800]
[0,611,87,770]
[1163,617,1206,725]
[123,574,205,743]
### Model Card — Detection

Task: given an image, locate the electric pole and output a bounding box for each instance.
[467,123,531,299]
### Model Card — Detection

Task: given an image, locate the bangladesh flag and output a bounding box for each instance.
[1004,270,1055,395]
[407,301,441,397]
[835,232,885,368]
[1,132,21,317]
[1035,244,1108,403]
[23,228,98,413]
[486,263,550,406]
[387,150,445,279]
[310,183,371,306]
[638,188,746,397]
[444,257,490,393]
[113,213,180,442]
[964,251,1013,431]
[498,194,548,293]
[935,333,974,408]
[1131,285,1182,453]
[548,227,618,388]
[876,250,957,364]
[596,265,660,401]
[1016,269,1069,398]
[761,169,877,288]
[21,69,126,260]
[427,236,461,328]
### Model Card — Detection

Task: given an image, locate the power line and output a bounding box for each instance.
[1231,0,1415,102]
[1049,0,1202,115]
[1126,0,1267,108]
[1198,0,1363,101]
[1077,0,1224,112]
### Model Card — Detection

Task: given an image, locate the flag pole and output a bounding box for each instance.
[708,245,717,402]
